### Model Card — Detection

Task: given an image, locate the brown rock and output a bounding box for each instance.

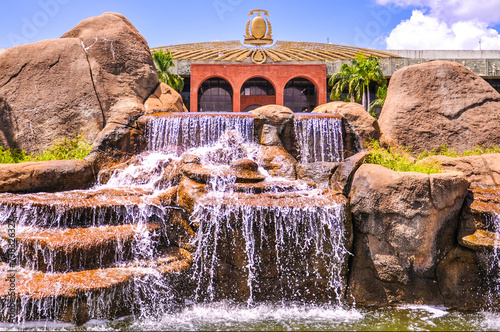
[182,161,265,184]
[61,12,157,125]
[378,61,500,154]
[192,190,352,302]
[435,247,484,308]
[348,164,469,305]
[461,230,500,251]
[61,13,158,164]
[258,145,297,180]
[458,185,500,248]
[296,162,339,187]
[250,104,294,133]
[418,154,500,186]
[258,124,283,146]
[0,12,159,169]
[0,159,95,193]
[0,247,192,324]
[144,82,187,113]
[177,176,207,214]
[0,39,103,152]
[313,101,381,154]
[330,151,369,196]
[0,223,161,272]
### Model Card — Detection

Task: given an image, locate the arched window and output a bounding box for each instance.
[284,78,317,113]
[198,78,233,112]
[240,78,275,96]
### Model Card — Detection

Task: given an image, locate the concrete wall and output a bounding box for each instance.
[387,50,500,59]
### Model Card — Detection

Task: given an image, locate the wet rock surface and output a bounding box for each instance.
[0,247,192,324]
[313,101,381,154]
[348,164,469,305]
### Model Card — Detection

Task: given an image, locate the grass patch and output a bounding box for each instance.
[0,136,92,164]
[418,145,500,158]
[364,140,441,174]
[365,141,500,174]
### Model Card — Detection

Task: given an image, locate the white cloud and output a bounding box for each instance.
[386,10,500,50]
[375,0,500,24]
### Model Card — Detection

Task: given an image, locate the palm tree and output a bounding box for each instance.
[152,50,184,92]
[329,54,386,112]
[369,86,387,118]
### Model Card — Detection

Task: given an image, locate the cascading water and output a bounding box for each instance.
[190,192,350,305]
[481,213,500,308]
[146,113,255,153]
[293,114,344,163]
[0,111,353,328]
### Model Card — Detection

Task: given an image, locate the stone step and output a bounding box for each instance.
[0,223,164,272]
[461,229,500,251]
[459,185,500,249]
[0,187,176,228]
[0,247,192,325]
[198,189,347,209]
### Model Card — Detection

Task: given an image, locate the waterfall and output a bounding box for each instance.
[189,191,349,305]
[0,111,352,326]
[294,114,344,163]
[146,113,255,153]
[482,213,500,307]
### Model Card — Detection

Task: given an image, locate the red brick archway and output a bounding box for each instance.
[191,64,327,112]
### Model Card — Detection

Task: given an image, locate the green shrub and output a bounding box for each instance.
[0,146,31,163]
[0,136,92,164]
[364,140,441,174]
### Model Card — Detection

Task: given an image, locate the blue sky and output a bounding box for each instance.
[1,0,500,50]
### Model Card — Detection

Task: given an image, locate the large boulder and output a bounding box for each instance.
[144,82,187,113]
[312,101,381,154]
[61,13,158,163]
[348,164,469,305]
[61,12,157,124]
[0,39,103,152]
[0,12,158,162]
[379,61,500,154]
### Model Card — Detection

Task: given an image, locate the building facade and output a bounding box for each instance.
[152,10,500,113]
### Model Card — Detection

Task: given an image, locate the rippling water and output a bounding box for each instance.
[1,304,499,331]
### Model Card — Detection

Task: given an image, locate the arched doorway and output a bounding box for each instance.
[240,77,276,112]
[198,77,233,112]
[284,78,317,112]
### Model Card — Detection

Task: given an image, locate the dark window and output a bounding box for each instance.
[198,78,233,112]
[181,77,190,111]
[241,78,275,96]
[284,78,317,112]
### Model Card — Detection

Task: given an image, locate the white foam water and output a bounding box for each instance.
[146,114,255,153]
[293,116,344,163]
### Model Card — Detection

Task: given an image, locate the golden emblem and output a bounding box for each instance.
[244,9,273,46]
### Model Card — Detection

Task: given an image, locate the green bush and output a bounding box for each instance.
[364,141,500,174]
[0,136,92,164]
[364,140,442,174]
[0,146,31,163]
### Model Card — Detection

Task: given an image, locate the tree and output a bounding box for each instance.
[152,50,184,92]
[329,54,386,112]
[369,86,388,118]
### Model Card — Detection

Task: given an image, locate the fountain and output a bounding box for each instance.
[0,111,351,327]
